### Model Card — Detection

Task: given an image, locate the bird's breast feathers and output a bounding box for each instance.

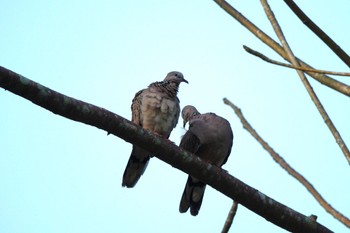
[140,91,179,136]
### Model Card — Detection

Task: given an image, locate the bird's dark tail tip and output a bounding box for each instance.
[122,147,150,188]
[179,176,206,216]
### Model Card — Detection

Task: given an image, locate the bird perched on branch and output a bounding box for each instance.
[179,105,233,216]
[122,71,188,188]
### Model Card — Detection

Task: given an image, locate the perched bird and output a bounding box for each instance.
[122,71,188,188]
[179,105,233,216]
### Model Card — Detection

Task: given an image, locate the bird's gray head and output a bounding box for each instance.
[182,105,200,127]
[164,71,188,84]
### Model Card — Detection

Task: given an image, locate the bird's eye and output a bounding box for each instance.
[174,73,178,77]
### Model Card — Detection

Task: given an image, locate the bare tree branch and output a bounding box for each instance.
[260,0,350,165]
[244,45,350,76]
[213,0,350,97]
[0,66,333,232]
[223,97,350,228]
[221,201,238,233]
[284,0,350,68]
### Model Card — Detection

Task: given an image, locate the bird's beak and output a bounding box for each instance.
[183,119,188,128]
[182,78,189,84]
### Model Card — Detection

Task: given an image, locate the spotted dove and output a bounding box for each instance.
[179,105,233,216]
[122,71,188,188]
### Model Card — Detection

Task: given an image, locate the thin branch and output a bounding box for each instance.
[213,0,350,97]
[221,201,238,233]
[0,66,333,233]
[244,45,350,76]
[260,0,350,165]
[284,0,350,68]
[223,98,350,229]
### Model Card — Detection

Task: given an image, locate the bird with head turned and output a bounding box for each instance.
[179,105,233,216]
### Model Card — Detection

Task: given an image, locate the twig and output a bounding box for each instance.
[260,0,350,165]
[221,201,239,233]
[223,97,350,228]
[284,0,350,68]
[213,0,350,96]
[244,45,350,76]
[0,66,334,233]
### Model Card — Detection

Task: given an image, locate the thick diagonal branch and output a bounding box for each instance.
[0,66,332,233]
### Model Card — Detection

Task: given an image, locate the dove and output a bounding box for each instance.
[122,71,188,188]
[179,105,233,216]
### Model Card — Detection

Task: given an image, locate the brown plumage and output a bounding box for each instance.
[122,71,188,188]
[179,105,233,216]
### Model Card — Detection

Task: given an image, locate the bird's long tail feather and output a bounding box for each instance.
[122,146,150,188]
[179,175,206,216]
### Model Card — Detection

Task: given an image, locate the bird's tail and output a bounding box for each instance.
[122,146,150,188]
[179,175,206,216]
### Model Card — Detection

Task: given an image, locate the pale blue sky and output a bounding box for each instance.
[1,1,349,232]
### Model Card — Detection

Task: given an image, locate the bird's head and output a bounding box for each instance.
[182,105,200,128]
[164,71,188,85]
